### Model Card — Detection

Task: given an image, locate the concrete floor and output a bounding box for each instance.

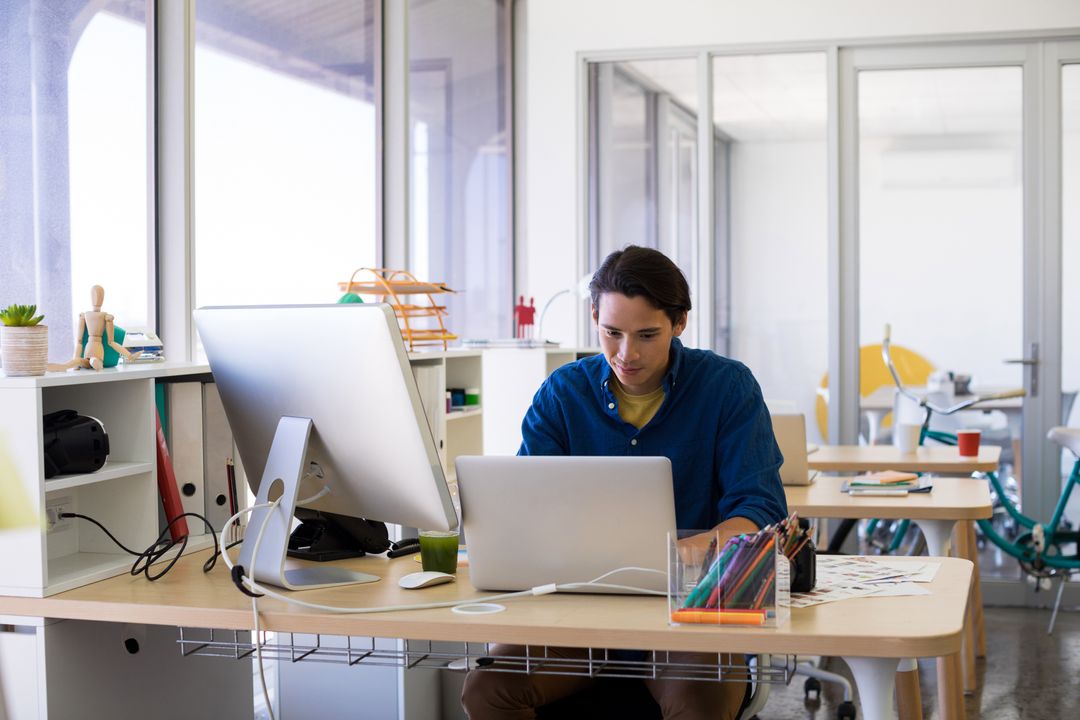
[757,606,1080,719]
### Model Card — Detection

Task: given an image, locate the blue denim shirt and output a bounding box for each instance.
[519,339,788,531]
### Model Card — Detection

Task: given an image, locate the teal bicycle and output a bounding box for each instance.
[880,327,1080,594]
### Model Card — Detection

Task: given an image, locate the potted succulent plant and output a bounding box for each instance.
[1,304,48,377]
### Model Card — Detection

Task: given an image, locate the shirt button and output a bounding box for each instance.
[608,402,615,410]
[630,438,638,446]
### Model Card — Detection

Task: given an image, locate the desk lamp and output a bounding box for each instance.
[537,274,592,344]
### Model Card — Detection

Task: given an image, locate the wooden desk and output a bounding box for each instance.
[787,476,992,719]
[787,476,992,531]
[808,444,1000,474]
[0,551,973,720]
[806,444,999,682]
[859,385,1022,446]
[862,385,1023,412]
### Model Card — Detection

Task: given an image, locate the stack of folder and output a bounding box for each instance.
[841,470,932,495]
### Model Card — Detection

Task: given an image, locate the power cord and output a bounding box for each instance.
[229,494,666,720]
[60,511,241,582]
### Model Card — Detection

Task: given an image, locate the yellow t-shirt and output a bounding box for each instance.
[611,381,666,430]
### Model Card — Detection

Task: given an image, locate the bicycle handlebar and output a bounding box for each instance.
[880,325,1026,417]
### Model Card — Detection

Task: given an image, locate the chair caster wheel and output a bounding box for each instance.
[804,677,822,700]
[837,700,857,720]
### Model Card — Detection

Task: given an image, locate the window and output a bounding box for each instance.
[0,1,150,362]
[193,1,379,310]
[409,0,512,342]
[587,58,701,346]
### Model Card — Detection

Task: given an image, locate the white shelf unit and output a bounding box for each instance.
[0,362,210,598]
[479,346,598,456]
[408,350,484,487]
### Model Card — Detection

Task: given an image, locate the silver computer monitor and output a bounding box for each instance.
[194,303,457,590]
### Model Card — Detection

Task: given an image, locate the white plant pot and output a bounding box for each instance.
[1,325,49,377]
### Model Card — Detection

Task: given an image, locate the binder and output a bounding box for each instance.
[411,363,446,456]
[166,382,207,535]
[155,414,189,540]
[202,384,235,536]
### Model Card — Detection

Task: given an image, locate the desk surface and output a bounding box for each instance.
[808,445,1000,473]
[786,476,993,521]
[862,385,1023,412]
[0,551,971,660]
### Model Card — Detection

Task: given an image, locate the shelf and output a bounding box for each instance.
[46,552,138,594]
[44,535,216,596]
[44,461,155,492]
[446,408,482,421]
[0,361,210,388]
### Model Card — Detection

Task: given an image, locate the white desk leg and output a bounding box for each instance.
[843,656,899,720]
[915,519,956,557]
[864,410,887,445]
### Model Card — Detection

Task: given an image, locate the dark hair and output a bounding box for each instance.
[589,246,691,327]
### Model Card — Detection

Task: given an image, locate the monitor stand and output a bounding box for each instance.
[239,416,380,590]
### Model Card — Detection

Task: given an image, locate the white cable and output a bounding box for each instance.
[221,495,669,718]
[219,501,538,613]
[557,582,666,596]
[252,595,275,720]
[249,495,282,720]
[221,501,667,615]
[585,566,667,584]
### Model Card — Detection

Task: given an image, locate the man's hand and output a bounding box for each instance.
[676,517,760,565]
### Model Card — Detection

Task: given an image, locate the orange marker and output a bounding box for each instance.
[670,610,767,625]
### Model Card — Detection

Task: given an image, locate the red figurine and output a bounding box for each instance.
[514,296,537,339]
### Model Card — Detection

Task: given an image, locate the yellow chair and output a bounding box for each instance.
[815,344,935,442]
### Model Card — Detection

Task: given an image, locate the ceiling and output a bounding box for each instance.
[624,56,1080,143]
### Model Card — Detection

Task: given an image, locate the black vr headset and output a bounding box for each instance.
[43,409,110,479]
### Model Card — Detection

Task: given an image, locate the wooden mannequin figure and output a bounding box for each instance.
[51,285,139,371]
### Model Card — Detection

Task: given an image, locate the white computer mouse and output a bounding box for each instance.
[398,571,456,589]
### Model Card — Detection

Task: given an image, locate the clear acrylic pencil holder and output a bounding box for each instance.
[668,529,790,628]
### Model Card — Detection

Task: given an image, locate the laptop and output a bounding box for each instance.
[456,456,676,593]
[773,414,819,486]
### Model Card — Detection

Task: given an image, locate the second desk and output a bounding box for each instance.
[787,475,992,718]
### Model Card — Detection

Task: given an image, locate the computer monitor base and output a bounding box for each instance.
[240,416,381,591]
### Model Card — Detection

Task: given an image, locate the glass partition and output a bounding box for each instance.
[858,65,1024,577]
[712,52,829,440]
[0,1,150,361]
[588,58,700,346]
[409,0,512,342]
[194,1,378,309]
[1062,63,1080,544]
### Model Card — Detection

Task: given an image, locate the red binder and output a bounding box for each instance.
[156,414,190,540]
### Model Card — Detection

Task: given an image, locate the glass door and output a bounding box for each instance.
[843,43,1077,599]
[1054,41,1080,595]
[844,44,1033,583]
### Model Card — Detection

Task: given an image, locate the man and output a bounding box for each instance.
[461,245,787,720]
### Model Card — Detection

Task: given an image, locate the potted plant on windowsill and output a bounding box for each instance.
[1,304,48,377]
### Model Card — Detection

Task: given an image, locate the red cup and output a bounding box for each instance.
[956,429,981,457]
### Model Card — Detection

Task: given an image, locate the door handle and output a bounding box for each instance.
[1003,343,1039,396]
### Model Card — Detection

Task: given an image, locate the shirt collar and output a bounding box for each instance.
[665,337,685,390]
[598,337,686,392]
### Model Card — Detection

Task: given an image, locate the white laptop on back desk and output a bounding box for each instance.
[773,414,819,486]
[456,456,676,593]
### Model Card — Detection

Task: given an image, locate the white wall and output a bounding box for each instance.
[729,140,829,438]
[520,0,1080,344]
[858,136,1024,388]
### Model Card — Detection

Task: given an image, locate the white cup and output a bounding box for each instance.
[895,422,922,455]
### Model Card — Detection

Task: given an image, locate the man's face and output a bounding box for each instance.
[593,292,686,395]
